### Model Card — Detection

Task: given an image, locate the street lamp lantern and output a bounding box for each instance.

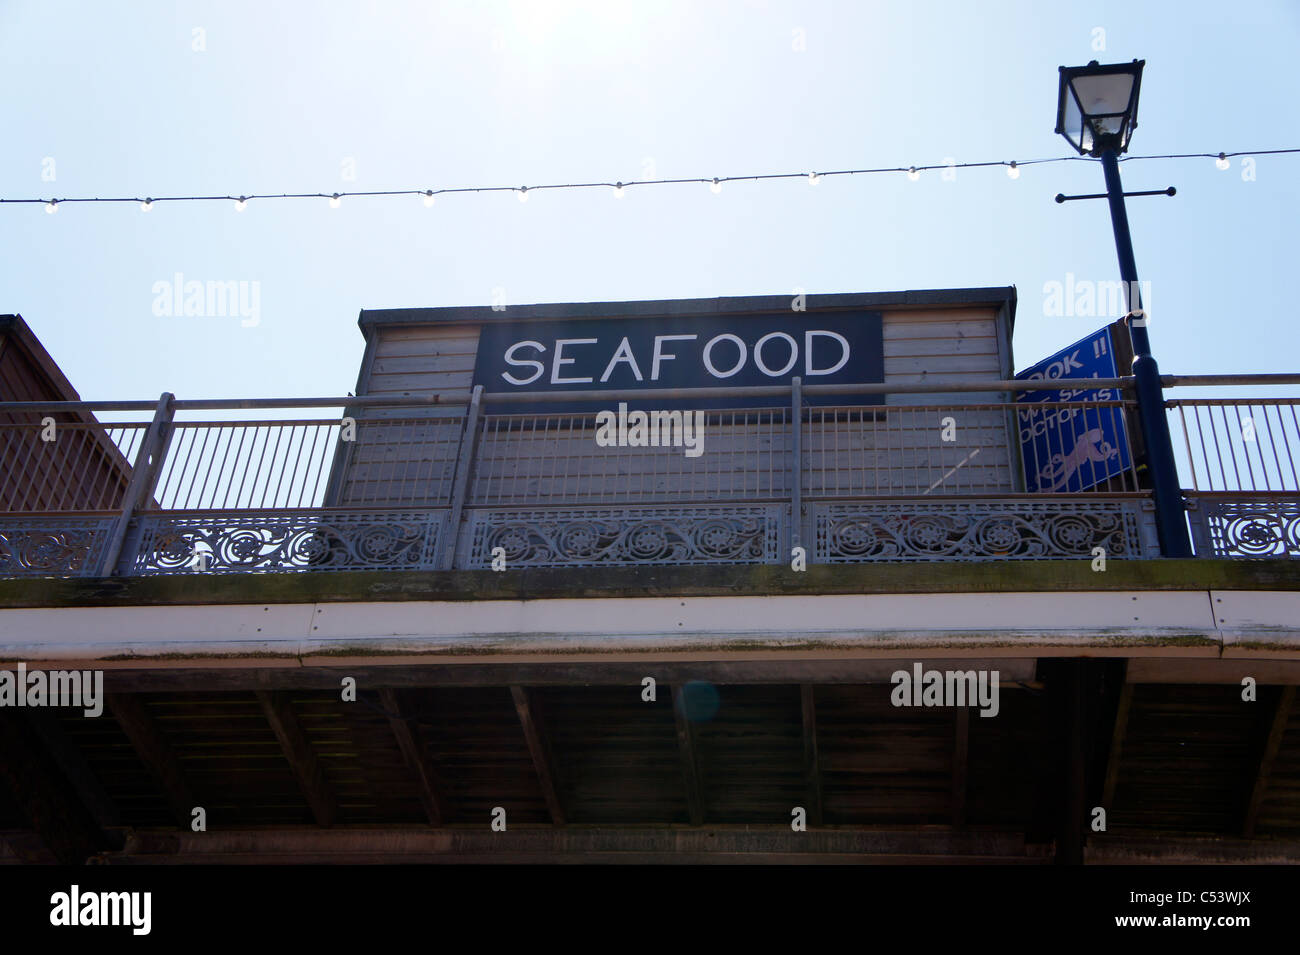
[1055,59,1144,156]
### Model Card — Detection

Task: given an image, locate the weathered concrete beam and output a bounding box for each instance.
[3,559,1297,610]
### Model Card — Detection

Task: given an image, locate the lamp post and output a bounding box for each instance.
[1055,59,1193,558]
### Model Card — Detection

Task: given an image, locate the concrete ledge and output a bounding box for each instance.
[2,559,1298,609]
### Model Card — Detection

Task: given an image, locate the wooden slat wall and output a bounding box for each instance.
[346,306,1017,505]
[0,328,137,512]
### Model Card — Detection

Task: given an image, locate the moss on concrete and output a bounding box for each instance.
[0,558,1296,609]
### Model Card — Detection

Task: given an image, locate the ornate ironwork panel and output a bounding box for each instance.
[0,518,118,577]
[813,499,1144,562]
[465,505,785,567]
[131,509,448,574]
[1189,498,1300,558]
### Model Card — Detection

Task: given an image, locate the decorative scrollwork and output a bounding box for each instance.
[469,506,780,567]
[0,519,116,577]
[1195,500,1300,558]
[133,510,447,573]
[815,501,1141,562]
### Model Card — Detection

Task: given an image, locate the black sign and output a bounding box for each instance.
[472,310,884,412]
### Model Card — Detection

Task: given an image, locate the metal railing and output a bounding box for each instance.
[0,374,1296,576]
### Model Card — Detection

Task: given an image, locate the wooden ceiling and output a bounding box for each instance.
[2,658,1298,864]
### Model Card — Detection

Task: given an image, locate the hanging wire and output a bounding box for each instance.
[9,147,1296,209]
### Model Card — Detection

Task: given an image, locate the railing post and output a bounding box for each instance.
[98,392,174,576]
[440,385,483,570]
[790,377,803,562]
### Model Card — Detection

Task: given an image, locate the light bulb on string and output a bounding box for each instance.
[329,193,341,209]
[808,172,820,186]
[1215,153,1230,170]
[235,197,248,212]
[1006,162,1020,179]
[45,200,58,214]
[141,198,153,211]
[613,182,625,199]
[423,190,435,207]
[710,178,722,194]
[906,167,920,182]
[517,187,529,203]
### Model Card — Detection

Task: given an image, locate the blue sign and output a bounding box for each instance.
[1015,327,1133,493]
[473,311,884,413]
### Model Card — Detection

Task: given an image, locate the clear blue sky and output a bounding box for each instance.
[1,0,1295,403]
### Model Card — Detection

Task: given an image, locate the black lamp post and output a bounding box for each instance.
[1055,59,1193,558]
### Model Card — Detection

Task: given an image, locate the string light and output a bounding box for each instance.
[45,200,57,214]
[141,198,153,211]
[8,148,1294,215]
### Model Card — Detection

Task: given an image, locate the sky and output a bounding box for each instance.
[1,0,1296,405]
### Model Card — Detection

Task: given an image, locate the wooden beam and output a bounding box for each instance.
[801,685,823,827]
[1127,658,1300,685]
[89,658,1041,693]
[1243,686,1295,837]
[1101,682,1134,810]
[106,693,196,827]
[378,689,445,826]
[510,686,564,825]
[255,691,338,827]
[0,715,105,863]
[104,826,1049,865]
[952,706,969,828]
[671,684,705,826]
[24,710,120,830]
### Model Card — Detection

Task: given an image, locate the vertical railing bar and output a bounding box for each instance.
[281,426,309,510]
[193,425,228,510]
[1197,406,1215,493]
[229,425,257,509]
[1176,404,1197,492]
[220,425,250,510]
[48,425,82,511]
[182,424,211,510]
[1206,404,1228,491]
[1216,404,1243,491]
[1270,402,1298,490]
[1236,403,1258,491]
[440,385,483,570]
[265,424,289,509]
[791,378,802,556]
[1258,403,1284,491]
[155,424,187,510]
[298,423,326,508]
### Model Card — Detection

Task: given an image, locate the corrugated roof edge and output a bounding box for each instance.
[356,286,1018,332]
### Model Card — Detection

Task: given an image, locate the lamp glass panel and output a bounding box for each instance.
[1070,72,1135,119]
